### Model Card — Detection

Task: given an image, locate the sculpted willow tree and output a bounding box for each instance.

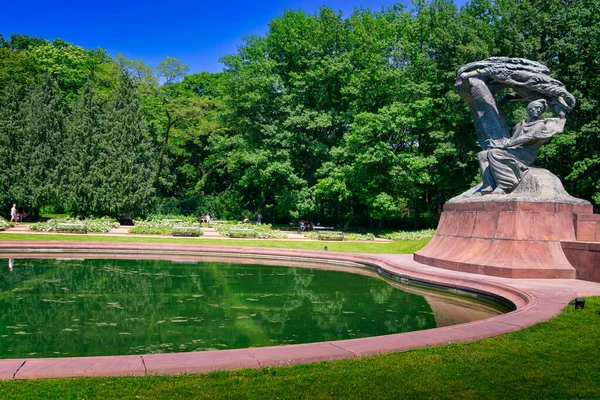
[452,57,584,202]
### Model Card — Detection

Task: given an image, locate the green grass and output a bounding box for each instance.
[1,297,598,399]
[0,233,430,254]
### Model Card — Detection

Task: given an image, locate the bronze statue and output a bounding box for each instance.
[456,57,575,196]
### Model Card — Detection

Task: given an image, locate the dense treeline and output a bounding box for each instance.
[1,0,599,227]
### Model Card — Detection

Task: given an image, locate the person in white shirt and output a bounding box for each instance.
[10,204,18,224]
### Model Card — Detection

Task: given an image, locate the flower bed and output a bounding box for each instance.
[29,217,119,233]
[171,226,204,237]
[378,229,435,241]
[303,231,375,241]
[130,215,203,236]
[0,217,9,231]
[216,223,287,239]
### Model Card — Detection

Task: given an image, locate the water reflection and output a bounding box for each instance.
[0,258,502,358]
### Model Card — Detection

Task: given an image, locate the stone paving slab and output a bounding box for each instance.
[0,242,599,380]
[14,355,145,379]
[143,349,259,375]
[246,342,355,367]
[0,359,25,380]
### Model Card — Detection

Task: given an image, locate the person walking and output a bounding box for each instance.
[10,204,18,225]
[257,213,263,224]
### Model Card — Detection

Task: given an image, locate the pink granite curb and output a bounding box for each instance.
[1,240,600,380]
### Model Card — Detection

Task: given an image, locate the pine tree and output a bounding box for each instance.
[15,76,64,217]
[0,82,24,213]
[62,82,104,216]
[99,70,156,218]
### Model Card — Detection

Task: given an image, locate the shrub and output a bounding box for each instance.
[0,217,9,231]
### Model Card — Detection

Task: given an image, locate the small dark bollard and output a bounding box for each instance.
[574,298,585,310]
[324,246,328,251]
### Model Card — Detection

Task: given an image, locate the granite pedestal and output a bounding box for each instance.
[414,201,593,279]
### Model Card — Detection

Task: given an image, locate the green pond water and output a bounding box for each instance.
[0,258,505,358]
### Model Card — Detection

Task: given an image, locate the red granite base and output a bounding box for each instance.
[562,241,600,282]
[414,201,593,279]
[574,213,600,242]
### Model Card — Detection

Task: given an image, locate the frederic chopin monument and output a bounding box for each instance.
[414,57,593,279]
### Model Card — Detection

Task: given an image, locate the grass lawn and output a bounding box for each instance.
[0,233,430,254]
[1,297,598,399]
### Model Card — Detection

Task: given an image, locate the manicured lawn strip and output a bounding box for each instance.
[0,233,430,254]
[1,297,598,399]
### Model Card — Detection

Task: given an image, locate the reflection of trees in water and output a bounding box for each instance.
[0,259,439,358]
[370,284,394,304]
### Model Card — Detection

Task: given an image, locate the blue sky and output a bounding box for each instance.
[3,0,468,74]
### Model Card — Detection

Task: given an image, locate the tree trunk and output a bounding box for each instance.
[413,199,420,230]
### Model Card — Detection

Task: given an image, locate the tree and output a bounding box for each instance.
[157,56,189,84]
[97,70,157,217]
[0,82,24,213]
[61,82,104,216]
[12,76,65,216]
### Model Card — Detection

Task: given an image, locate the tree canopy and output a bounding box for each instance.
[1,0,599,226]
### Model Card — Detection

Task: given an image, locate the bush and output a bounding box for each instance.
[0,217,9,231]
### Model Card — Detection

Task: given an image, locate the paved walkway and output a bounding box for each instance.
[0,241,599,380]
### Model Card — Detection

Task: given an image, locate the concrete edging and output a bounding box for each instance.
[1,240,600,380]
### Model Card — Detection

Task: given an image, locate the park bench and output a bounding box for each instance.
[56,223,87,234]
[317,230,344,241]
[313,226,335,231]
[171,226,202,237]
[228,228,257,238]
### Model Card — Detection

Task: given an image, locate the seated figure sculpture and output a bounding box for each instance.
[478,99,565,195]
[454,57,575,197]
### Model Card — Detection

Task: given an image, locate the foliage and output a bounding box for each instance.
[0,217,9,231]
[29,216,119,233]
[2,0,600,224]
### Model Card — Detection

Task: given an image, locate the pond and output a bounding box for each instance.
[0,257,509,358]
